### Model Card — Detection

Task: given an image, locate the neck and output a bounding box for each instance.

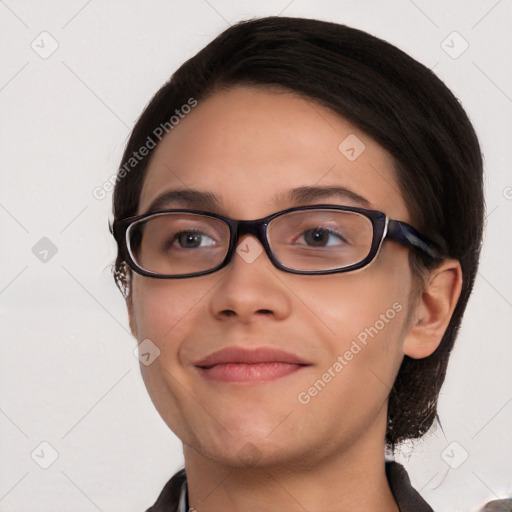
[182,413,398,512]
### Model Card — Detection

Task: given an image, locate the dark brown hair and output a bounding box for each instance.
[110,16,484,446]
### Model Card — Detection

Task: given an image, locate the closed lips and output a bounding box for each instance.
[194,347,311,382]
[194,346,310,368]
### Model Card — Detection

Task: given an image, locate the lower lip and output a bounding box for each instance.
[196,362,307,382]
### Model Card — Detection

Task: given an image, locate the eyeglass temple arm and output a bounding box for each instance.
[386,220,445,260]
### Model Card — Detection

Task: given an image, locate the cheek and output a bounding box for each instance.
[290,251,412,381]
[289,261,410,344]
[130,275,212,342]
[129,276,214,442]
[290,271,410,430]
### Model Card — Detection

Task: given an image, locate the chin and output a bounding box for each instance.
[202,440,284,469]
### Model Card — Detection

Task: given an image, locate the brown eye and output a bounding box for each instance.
[167,230,215,250]
[300,228,347,247]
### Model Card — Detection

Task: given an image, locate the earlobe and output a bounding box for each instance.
[403,259,463,359]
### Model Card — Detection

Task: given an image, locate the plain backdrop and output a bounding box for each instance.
[1,1,511,511]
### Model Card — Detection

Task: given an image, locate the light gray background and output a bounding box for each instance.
[1,1,511,511]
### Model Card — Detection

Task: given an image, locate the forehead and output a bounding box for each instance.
[138,85,410,222]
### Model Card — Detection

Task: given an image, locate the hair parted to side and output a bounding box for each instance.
[109,16,484,446]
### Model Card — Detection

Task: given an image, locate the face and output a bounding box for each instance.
[129,85,419,469]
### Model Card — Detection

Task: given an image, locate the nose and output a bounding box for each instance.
[208,234,292,323]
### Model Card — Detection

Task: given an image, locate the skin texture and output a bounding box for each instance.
[127,85,462,512]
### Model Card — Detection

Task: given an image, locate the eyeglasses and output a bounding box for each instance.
[113,204,445,279]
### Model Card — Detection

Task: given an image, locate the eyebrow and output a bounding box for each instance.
[146,189,222,213]
[144,185,371,214]
[279,185,371,208]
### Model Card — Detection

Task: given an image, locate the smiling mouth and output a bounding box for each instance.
[196,362,308,382]
[194,346,311,383]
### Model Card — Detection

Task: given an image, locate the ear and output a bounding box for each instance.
[403,259,463,359]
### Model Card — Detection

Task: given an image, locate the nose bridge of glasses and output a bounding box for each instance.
[234,219,268,248]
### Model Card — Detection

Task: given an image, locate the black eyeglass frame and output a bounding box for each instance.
[113,204,446,279]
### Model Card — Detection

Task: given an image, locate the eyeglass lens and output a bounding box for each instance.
[127,210,374,276]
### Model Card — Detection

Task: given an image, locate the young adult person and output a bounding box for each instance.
[110,16,484,512]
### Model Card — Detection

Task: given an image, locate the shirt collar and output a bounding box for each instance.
[177,478,188,512]
[174,461,433,512]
